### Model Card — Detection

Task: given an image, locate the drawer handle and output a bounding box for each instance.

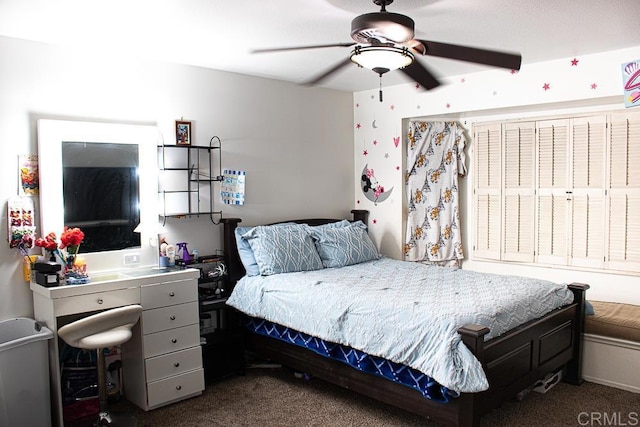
[169,291,175,297]
[97,298,104,304]
[176,385,182,391]
[170,315,176,321]
[171,338,177,344]
[174,362,180,368]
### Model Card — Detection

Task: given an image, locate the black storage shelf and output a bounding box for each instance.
[158,136,223,224]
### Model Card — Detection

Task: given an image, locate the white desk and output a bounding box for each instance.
[31,267,203,427]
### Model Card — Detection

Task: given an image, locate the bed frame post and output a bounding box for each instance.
[221,218,243,286]
[564,282,590,385]
[351,209,369,224]
[456,325,490,427]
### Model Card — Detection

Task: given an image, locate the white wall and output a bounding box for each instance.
[0,36,354,320]
[353,46,640,305]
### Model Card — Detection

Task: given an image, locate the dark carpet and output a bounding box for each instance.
[134,367,640,426]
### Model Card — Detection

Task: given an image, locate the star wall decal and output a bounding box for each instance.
[542,83,551,91]
[372,219,378,224]
[363,149,368,156]
[384,153,389,159]
[356,123,361,129]
[511,69,518,74]
[591,83,598,90]
[373,139,378,145]
[390,105,395,110]
[571,58,579,66]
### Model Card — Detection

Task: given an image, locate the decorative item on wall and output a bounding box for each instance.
[8,196,36,250]
[175,120,192,145]
[18,154,39,196]
[221,170,246,205]
[622,60,640,107]
[360,165,392,205]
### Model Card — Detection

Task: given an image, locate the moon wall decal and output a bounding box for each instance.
[361,164,393,205]
[372,120,378,128]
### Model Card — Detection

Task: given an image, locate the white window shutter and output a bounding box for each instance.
[502,122,535,262]
[607,112,640,271]
[473,123,502,260]
[536,119,570,265]
[568,116,607,269]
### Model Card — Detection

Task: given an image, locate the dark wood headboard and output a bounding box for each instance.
[221,209,369,287]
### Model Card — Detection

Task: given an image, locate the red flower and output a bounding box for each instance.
[59,226,84,251]
[35,233,58,252]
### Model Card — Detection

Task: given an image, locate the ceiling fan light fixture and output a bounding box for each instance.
[350,46,413,72]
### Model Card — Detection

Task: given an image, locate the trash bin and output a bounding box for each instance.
[0,317,53,427]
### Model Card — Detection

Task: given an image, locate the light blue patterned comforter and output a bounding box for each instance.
[227,257,574,393]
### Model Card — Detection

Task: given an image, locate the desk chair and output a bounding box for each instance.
[57,305,143,426]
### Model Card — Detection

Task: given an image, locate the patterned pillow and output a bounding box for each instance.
[243,224,323,275]
[235,223,296,276]
[311,221,380,268]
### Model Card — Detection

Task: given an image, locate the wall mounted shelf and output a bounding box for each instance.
[158,136,223,224]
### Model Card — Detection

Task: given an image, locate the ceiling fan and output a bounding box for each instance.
[252,0,522,95]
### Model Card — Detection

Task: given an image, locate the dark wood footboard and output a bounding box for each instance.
[221,213,589,427]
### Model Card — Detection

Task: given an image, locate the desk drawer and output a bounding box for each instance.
[147,368,204,409]
[145,346,203,382]
[141,279,197,309]
[54,287,140,317]
[142,301,199,335]
[143,324,200,358]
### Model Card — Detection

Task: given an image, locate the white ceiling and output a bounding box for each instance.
[1,0,639,92]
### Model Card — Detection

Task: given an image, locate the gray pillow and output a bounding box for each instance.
[243,224,323,275]
[311,221,379,268]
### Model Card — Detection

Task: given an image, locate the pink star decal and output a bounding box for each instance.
[357,199,360,204]
[355,103,359,108]
[571,58,579,66]
[363,150,368,156]
[542,83,550,91]
[510,69,518,74]
[396,165,400,171]
[390,105,395,110]
[356,123,361,129]
[591,83,598,90]
[373,140,378,145]
[460,78,466,83]
[415,83,420,89]
[446,103,451,108]
[372,219,378,224]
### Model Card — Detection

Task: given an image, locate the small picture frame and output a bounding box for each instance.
[175,120,192,145]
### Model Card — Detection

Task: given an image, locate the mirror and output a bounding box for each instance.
[62,142,141,253]
[38,120,159,272]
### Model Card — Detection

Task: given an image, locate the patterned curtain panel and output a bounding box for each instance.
[405,121,467,267]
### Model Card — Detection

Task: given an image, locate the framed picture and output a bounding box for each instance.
[175,120,192,145]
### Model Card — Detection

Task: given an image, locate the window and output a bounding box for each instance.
[473,111,640,274]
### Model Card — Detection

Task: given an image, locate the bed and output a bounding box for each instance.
[221,210,589,427]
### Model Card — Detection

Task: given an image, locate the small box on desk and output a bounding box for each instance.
[34,262,61,287]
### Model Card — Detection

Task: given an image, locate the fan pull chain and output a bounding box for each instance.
[379,74,383,102]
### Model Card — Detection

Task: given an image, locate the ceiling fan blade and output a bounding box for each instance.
[303,57,354,86]
[252,42,356,54]
[413,39,522,70]
[400,59,440,90]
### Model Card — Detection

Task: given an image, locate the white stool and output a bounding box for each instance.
[57,305,143,426]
